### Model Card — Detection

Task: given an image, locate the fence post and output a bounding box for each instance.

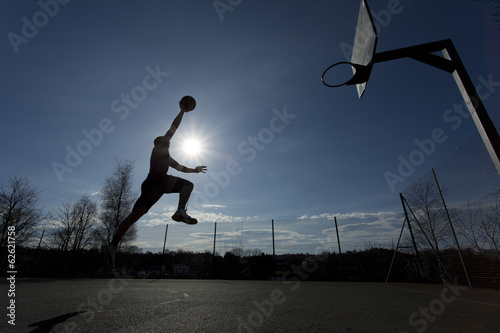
[399,193,427,280]
[334,216,345,281]
[386,217,407,283]
[212,222,217,279]
[161,224,169,278]
[272,219,276,278]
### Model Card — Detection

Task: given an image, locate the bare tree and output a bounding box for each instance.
[404,177,449,254]
[51,196,98,251]
[230,247,243,257]
[454,201,487,254]
[0,176,45,247]
[97,160,137,249]
[244,248,263,257]
[52,201,75,251]
[482,198,500,254]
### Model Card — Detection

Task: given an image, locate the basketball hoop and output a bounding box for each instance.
[322,0,377,98]
[321,61,373,88]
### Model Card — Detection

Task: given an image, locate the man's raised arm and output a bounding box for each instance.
[163,110,184,142]
[162,96,196,142]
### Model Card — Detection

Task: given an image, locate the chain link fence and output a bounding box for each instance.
[399,132,500,288]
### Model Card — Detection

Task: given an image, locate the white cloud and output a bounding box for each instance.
[292,211,403,250]
[301,211,398,221]
[141,218,165,227]
[140,206,255,227]
[202,204,226,208]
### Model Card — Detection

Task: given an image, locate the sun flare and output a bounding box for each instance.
[183,138,202,156]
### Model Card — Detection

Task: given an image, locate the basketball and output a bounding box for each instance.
[180,96,196,112]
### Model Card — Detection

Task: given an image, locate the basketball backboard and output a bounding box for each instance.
[351,0,378,98]
[321,0,500,177]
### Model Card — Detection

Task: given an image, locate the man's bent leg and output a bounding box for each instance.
[160,176,197,224]
[102,189,160,271]
[111,206,148,246]
[111,188,162,246]
[178,181,194,210]
[170,179,197,224]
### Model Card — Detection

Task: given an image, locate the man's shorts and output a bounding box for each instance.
[132,175,192,212]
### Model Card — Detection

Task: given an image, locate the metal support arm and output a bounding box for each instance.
[370,39,500,176]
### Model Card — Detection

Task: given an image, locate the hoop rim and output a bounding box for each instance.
[321,61,372,88]
[321,61,357,88]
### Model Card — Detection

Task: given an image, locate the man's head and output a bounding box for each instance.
[154,136,170,147]
[179,96,196,112]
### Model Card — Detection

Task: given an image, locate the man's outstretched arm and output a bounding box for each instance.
[169,157,207,173]
[163,97,197,141]
[163,110,185,142]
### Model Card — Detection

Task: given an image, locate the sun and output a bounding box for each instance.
[173,122,211,161]
[183,138,202,157]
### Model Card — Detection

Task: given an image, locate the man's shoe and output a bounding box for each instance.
[101,244,116,272]
[172,209,198,225]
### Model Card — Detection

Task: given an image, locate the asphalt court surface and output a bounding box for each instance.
[1,279,499,332]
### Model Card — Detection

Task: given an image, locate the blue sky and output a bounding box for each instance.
[2,0,499,254]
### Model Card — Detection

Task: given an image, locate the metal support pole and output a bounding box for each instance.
[334,216,345,281]
[38,230,45,249]
[386,217,407,283]
[271,220,276,280]
[162,224,169,255]
[432,168,472,288]
[213,222,217,257]
[373,39,500,176]
[272,219,276,277]
[161,224,169,278]
[272,219,276,260]
[399,193,425,279]
[442,42,500,176]
[212,222,217,278]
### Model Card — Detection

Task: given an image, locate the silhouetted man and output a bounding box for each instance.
[102,96,206,271]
